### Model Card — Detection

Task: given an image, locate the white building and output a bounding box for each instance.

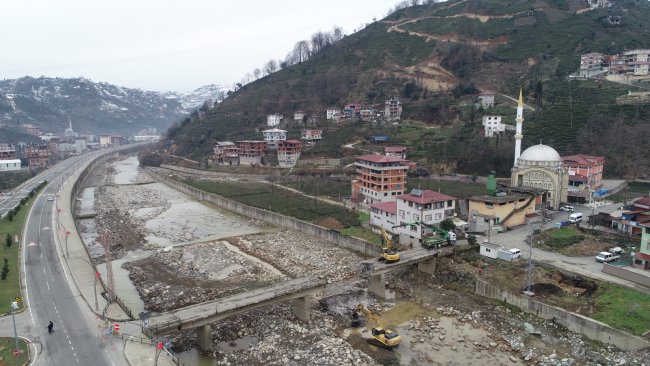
[394,189,456,246]
[480,242,503,259]
[267,114,283,127]
[326,107,341,121]
[477,91,495,108]
[133,135,162,142]
[262,128,287,150]
[482,116,505,137]
[370,201,398,233]
[294,110,306,123]
[0,159,21,172]
[75,138,87,155]
[301,129,322,144]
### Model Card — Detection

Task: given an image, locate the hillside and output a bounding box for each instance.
[166,0,650,177]
[0,77,226,136]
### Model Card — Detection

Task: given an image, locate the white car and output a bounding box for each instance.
[47,197,54,201]
[560,205,574,212]
[508,248,522,259]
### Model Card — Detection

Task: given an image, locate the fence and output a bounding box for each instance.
[474,279,650,351]
[147,169,382,257]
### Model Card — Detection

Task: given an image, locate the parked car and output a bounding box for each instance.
[560,205,574,212]
[568,213,583,223]
[595,251,620,263]
[609,246,623,255]
[508,248,522,259]
[47,197,54,201]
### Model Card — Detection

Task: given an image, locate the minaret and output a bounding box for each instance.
[514,88,524,167]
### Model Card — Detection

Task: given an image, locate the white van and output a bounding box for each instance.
[568,213,583,223]
[508,248,522,259]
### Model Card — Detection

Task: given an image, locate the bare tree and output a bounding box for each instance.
[265,59,278,75]
[332,26,343,42]
[293,40,311,62]
[253,68,261,80]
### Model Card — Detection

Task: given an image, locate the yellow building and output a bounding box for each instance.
[468,194,538,232]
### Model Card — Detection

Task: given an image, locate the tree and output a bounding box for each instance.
[5,234,12,248]
[467,235,478,246]
[7,211,13,222]
[440,218,456,232]
[264,59,278,75]
[253,68,261,80]
[1,258,8,280]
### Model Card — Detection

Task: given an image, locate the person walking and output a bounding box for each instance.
[47,321,54,334]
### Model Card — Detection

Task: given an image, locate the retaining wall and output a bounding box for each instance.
[474,279,650,351]
[602,264,650,287]
[148,169,382,258]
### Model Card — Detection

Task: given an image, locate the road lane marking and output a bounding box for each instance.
[43,267,46,274]
[46,281,50,290]
[69,339,72,345]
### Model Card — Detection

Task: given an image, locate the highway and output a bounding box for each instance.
[17,153,128,365]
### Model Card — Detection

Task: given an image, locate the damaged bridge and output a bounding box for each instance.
[146,276,326,351]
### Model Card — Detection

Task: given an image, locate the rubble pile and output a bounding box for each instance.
[228,230,366,282]
[124,241,284,312]
[205,305,377,366]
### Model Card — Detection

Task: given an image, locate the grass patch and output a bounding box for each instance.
[591,283,650,336]
[0,337,29,365]
[540,227,585,249]
[0,188,43,314]
[185,179,360,228]
[340,226,382,245]
[281,176,351,199]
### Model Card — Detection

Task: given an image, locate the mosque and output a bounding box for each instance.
[510,89,568,210]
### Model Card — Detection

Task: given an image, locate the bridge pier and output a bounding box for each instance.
[417,256,437,275]
[197,325,213,352]
[291,296,311,322]
[368,273,387,299]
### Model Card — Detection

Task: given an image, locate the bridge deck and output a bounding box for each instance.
[147,276,326,334]
[359,248,439,277]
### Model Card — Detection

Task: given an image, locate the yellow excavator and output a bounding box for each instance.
[380,228,400,263]
[353,304,401,349]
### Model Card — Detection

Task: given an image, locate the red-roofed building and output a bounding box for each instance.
[384,146,407,159]
[394,189,457,246]
[352,154,408,205]
[277,140,302,168]
[370,201,397,232]
[477,90,495,108]
[237,140,267,165]
[563,154,605,192]
[634,197,650,211]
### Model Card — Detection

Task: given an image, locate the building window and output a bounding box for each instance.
[425,214,432,221]
[399,210,405,218]
[435,213,442,220]
[411,225,417,232]
[413,214,419,221]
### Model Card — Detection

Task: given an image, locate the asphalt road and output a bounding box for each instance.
[8,153,128,365]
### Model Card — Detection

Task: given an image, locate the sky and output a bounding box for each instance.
[1,0,400,92]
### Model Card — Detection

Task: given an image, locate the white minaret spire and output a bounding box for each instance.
[514,87,524,167]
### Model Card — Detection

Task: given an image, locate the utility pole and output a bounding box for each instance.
[11,300,20,355]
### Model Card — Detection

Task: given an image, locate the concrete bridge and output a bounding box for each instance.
[145,276,326,351]
[359,248,440,299]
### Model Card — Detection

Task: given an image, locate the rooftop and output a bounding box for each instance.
[371,201,397,215]
[356,154,407,164]
[384,146,407,152]
[396,189,456,205]
[469,194,529,204]
[562,154,605,165]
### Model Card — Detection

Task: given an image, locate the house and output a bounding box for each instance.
[277,140,302,168]
[384,146,407,159]
[213,141,240,165]
[482,116,505,137]
[393,189,457,247]
[267,114,283,127]
[24,145,50,167]
[480,242,503,259]
[352,154,408,205]
[477,91,495,108]
[326,107,341,121]
[609,209,650,236]
[370,201,398,233]
[634,196,650,211]
[344,103,362,120]
[294,110,306,123]
[384,97,402,122]
[468,193,537,232]
[262,128,287,150]
[633,223,650,270]
[301,129,322,144]
[579,52,605,77]
[24,125,42,137]
[99,134,123,148]
[237,140,267,165]
[0,143,17,159]
[0,159,21,172]
[75,138,87,155]
[360,106,375,121]
[562,155,605,199]
[306,115,319,126]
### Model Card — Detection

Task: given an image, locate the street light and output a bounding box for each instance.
[10,300,20,355]
[65,229,70,258]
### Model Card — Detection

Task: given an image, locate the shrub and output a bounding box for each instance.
[1,258,8,280]
[467,234,477,245]
[5,234,12,248]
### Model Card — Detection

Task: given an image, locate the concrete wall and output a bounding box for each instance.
[160,164,271,181]
[602,264,650,287]
[148,169,382,258]
[474,279,650,351]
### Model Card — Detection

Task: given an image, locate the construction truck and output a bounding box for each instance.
[352,305,401,349]
[379,228,400,263]
[421,223,456,249]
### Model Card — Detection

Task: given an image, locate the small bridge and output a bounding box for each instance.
[359,248,440,299]
[146,276,326,351]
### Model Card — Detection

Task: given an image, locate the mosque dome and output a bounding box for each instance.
[518,144,562,165]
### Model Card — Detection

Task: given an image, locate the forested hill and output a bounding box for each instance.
[166,0,650,177]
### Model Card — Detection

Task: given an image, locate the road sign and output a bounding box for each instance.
[95,271,101,279]
[15,297,21,303]
[113,323,120,332]
[157,342,164,350]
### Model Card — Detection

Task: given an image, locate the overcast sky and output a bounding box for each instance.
[1,0,401,92]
